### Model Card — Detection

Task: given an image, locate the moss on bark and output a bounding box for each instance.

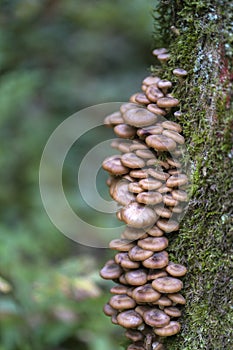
[152,1,233,349]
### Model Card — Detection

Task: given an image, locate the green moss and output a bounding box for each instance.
[151,1,233,349]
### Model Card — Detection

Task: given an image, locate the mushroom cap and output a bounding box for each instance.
[146,85,164,103]
[158,80,172,89]
[130,141,148,151]
[135,305,151,317]
[146,134,177,152]
[121,226,147,240]
[174,110,183,118]
[103,303,117,316]
[121,202,158,229]
[167,157,182,168]
[143,75,161,86]
[164,306,182,318]
[147,103,166,116]
[110,284,130,295]
[125,269,148,286]
[109,238,135,251]
[154,205,173,219]
[104,111,124,126]
[154,321,181,336]
[111,313,119,325]
[136,191,163,205]
[130,169,148,179]
[123,107,158,127]
[120,102,142,114]
[154,295,173,307]
[135,149,155,159]
[163,194,179,207]
[128,245,154,261]
[146,225,164,237]
[111,180,135,206]
[157,185,172,194]
[147,168,170,181]
[109,294,136,310]
[142,251,169,269]
[152,342,165,350]
[132,284,161,303]
[152,277,183,293]
[117,310,143,328]
[139,178,162,191]
[143,308,170,328]
[152,48,168,56]
[100,262,123,279]
[137,236,168,252]
[135,93,151,105]
[166,174,188,187]
[167,293,186,305]
[173,68,188,77]
[125,329,144,342]
[127,342,145,350]
[157,97,179,108]
[172,189,188,202]
[114,124,137,139]
[162,129,185,145]
[128,182,144,194]
[157,53,170,62]
[117,141,133,153]
[102,155,129,175]
[121,152,146,169]
[147,269,168,281]
[115,252,140,269]
[166,262,187,277]
[156,219,179,233]
[161,120,182,133]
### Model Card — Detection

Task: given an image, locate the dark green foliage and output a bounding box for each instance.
[153,1,233,349]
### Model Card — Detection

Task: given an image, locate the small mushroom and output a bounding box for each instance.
[164,306,182,318]
[157,97,179,109]
[163,194,179,207]
[166,174,188,187]
[147,103,167,116]
[104,111,124,126]
[154,205,173,219]
[121,153,146,169]
[111,313,119,325]
[162,120,182,133]
[111,180,135,206]
[100,262,123,280]
[130,141,148,151]
[102,155,129,175]
[173,68,188,79]
[121,226,147,240]
[125,269,148,286]
[121,202,158,228]
[152,341,165,350]
[142,251,169,269]
[109,238,135,251]
[115,252,140,269]
[137,125,164,138]
[143,76,161,86]
[128,182,144,194]
[139,178,163,191]
[129,245,154,261]
[146,134,177,152]
[147,168,170,181]
[147,269,168,281]
[130,169,148,179]
[154,321,181,336]
[167,293,186,305]
[109,294,136,310]
[171,189,188,202]
[146,225,164,237]
[120,102,142,114]
[125,329,144,342]
[162,129,185,145]
[135,149,155,159]
[135,93,151,105]
[146,85,164,103]
[152,48,168,56]
[135,305,151,317]
[154,295,173,307]
[103,303,117,316]
[132,284,161,303]
[110,284,130,295]
[156,219,179,233]
[166,262,187,277]
[117,310,143,328]
[123,108,158,127]
[157,53,170,63]
[127,342,145,350]
[152,277,183,293]
[138,236,168,252]
[158,80,172,94]
[114,124,137,139]
[137,191,163,205]
[143,308,170,328]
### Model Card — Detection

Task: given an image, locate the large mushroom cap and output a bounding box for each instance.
[146,134,177,152]
[121,202,158,229]
[125,269,148,286]
[138,236,168,252]
[121,152,146,169]
[157,97,179,108]
[102,155,129,175]
[152,276,183,293]
[156,219,179,233]
[143,308,170,328]
[111,180,135,206]
[166,262,187,277]
[114,124,137,139]
[123,108,158,127]
[109,238,135,251]
[129,245,154,261]
[142,251,169,269]
[100,262,123,280]
[109,294,136,310]
[132,284,161,303]
[154,321,181,336]
[117,310,143,328]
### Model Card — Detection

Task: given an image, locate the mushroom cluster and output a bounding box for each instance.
[100,49,188,350]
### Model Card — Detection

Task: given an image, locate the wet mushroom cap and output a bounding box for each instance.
[115,252,140,269]
[129,245,154,261]
[167,293,186,305]
[125,269,148,286]
[161,120,182,133]
[142,251,169,269]
[146,134,177,152]
[166,262,187,277]
[125,329,144,342]
[156,219,179,233]
[166,174,188,187]
[173,68,188,77]
[114,124,137,139]
[143,308,170,328]
[164,306,182,318]
[137,236,168,252]
[117,310,143,328]
[100,262,123,279]
[157,97,179,108]
[110,284,130,295]
[121,202,158,228]
[103,303,117,316]
[109,294,136,310]
[123,108,158,127]
[132,284,161,303]
[121,153,146,169]
[154,321,181,336]
[152,277,183,293]
[102,155,129,175]
[109,238,135,251]
[111,180,135,206]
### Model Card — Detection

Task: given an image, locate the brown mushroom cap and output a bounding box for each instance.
[147,168,170,181]
[109,238,135,251]
[135,93,151,105]
[102,155,129,175]
[143,75,161,86]
[125,269,148,286]
[125,330,144,342]
[121,226,147,240]
[121,153,146,169]
[157,53,170,62]
[121,202,158,229]
[115,252,140,269]
[146,134,177,152]
[130,169,148,179]
[136,191,163,205]
[111,180,135,206]
[135,149,155,159]
[154,321,181,336]
[110,284,130,295]
[146,225,164,237]
[173,68,188,77]
[152,342,165,350]
[152,277,183,293]
[162,120,182,133]
[154,205,173,219]
[104,111,124,126]
[147,103,166,116]
[166,262,187,277]
[163,194,179,207]
[157,185,172,194]
[138,236,168,252]
[174,110,183,118]
[172,189,188,202]
[143,308,170,328]
[120,102,142,114]
[158,80,172,94]
[103,303,117,316]
[111,313,119,324]
[123,108,158,127]
[128,182,144,194]
[152,48,168,56]
[117,310,143,328]
[129,245,154,261]
[164,306,182,318]
[142,251,169,269]
[132,284,161,303]
[162,129,185,145]
[127,342,145,350]
[154,295,173,307]
[147,269,168,281]
[157,97,179,108]
[156,219,179,233]
[146,85,164,102]
[139,178,163,191]
[109,294,136,310]
[166,174,188,187]
[100,262,123,279]
[167,293,186,305]
[114,124,137,139]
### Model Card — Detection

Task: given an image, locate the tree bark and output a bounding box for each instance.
[152,1,233,349]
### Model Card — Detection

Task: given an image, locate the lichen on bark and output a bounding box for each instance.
[152,1,233,349]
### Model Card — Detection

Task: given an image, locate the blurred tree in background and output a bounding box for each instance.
[0,0,156,349]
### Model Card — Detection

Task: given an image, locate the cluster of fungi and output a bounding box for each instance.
[100,48,188,350]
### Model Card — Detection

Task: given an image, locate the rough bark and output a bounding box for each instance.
[152,1,233,349]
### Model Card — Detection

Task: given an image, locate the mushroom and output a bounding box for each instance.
[100,262,123,280]
[123,108,158,127]
[154,205,173,219]
[120,102,142,114]
[135,93,151,105]
[147,103,167,116]
[128,182,144,194]
[147,168,170,181]
[102,155,129,175]
[139,178,163,191]
[164,306,182,318]
[135,149,155,159]
[157,53,170,63]
[136,191,163,205]
[117,310,143,328]
[143,308,170,328]
[166,174,188,187]
[152,48,168,56]
[137,125,164,138]
[121,202,158,228]
[162,129,185,144]
[114,124,137,139]
[121,153,146,169]
[163,194,179,207]
[121,226,147,240]
[147,269,168,281]
[104,111,124,126]
[110,284,130,295]
[146,134,177,152]
[129,245,154,261]
[125,269,148,286]
[161,120,182,133]
[137,236,168,252]
[142,251,169,269]
[109,238,135,251]
[157,80,172,94]
[111,180,135,206]
[143,76,161,86]
[125,329,144,342]
[157,97,179,109]
[171,189,188,202]
[103,303,117,316]
[127,342,145,350]
[146,225,164,237]
[115,252,140,269]
[156,219,179,233]
[154,295,173,307]
[152,342,165,350]
[146,85,164,103]
[167,293,186,305]
[165,262,187,277]
[132,284,161,303]
[173,68,188,80]
[154,321,181,336]
[152,277,183,293]
[109,294,136,310]
[130,169,148,179]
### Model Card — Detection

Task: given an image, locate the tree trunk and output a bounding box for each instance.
[152,1,232,349]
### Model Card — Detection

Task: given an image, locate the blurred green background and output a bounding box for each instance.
[0,0,158,349]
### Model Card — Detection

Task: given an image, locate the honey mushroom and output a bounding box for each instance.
[100,48,188,349]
